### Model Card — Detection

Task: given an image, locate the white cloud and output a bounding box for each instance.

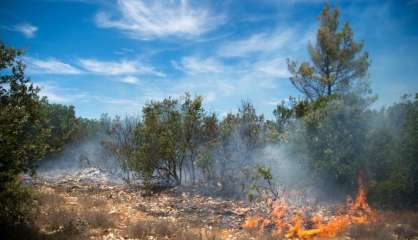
[173,57,224,75]
[24,57,82,75]
[218,28,294,57]
[79,58,165,77]
[119,75,141,85]
[14,23,38,38]
[253,58,290,78]
[95,0,224,39]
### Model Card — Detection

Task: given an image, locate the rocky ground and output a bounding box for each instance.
[20,168,418,240]
[25,168,251,240]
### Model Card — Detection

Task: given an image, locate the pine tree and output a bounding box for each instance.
[287,3,370,100]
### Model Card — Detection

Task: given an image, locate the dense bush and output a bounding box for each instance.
[365,94,418,208]
[272,93,418,208]
[0,40,99,225]
[0,41,48,224]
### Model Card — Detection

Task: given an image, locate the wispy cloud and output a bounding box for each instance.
[95,0,224,39]
[172,56,224,75]
[35,81,145,116]
[35,82,88,103]
[24,57,82,75]
[79,58,165,77]
[253,58,290,78]
[218,28,295,58]
[13,23,38,38]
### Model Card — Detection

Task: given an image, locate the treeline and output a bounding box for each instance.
[100,92,418,208]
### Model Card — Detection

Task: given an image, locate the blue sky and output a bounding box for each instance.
[1,0,417,119]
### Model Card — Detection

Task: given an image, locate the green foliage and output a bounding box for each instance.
[0,41,48,224]
[0,40,94,224]
[40,101,79,154]
[127,94,223,187]
[279,92,418,208]
[107,95,268,195]
[365,94,418,208]
[195,149,215,184]
[181,93,205,183]
[0,176,34,225]
[247,164,280,201]
[131,97,185,185]
[195,113,219,184]
[291,94,373,191]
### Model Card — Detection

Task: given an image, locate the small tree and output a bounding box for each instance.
[102,115,138,183]
[196,113,219,184]
[132,98,185,186]
[181,93,204,183]
[287,3,370,100]
[215,102,266,194]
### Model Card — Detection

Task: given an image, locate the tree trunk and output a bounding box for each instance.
[190,150,196,184]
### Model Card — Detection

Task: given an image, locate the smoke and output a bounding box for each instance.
[36,136,124,184]
[258,144,308,188]
[201,94,378,202]
[33,92,407,204]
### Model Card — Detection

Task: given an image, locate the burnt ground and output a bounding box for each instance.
[12,168,418,240]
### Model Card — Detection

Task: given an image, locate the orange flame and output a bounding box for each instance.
[243,174,374,239]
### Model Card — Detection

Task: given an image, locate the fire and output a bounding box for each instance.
[243,175,374,239]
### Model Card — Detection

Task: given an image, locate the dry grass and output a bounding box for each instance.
[126,219,226,240]
[76,193,115,229]
[174,230,201,240]
[127,219,176,238]
[82,210,115,229]
[78,195,107,209]
[34,189,116,237]
[34,190,64,208]
[34,190,82,234]
[43,208,81,233]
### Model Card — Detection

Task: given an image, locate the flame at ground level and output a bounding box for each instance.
[243,176,375,239]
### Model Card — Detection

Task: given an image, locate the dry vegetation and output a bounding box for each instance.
[12,177,415,240]
[25,178,247,239]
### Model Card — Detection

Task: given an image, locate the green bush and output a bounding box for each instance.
[0,41,48,224]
